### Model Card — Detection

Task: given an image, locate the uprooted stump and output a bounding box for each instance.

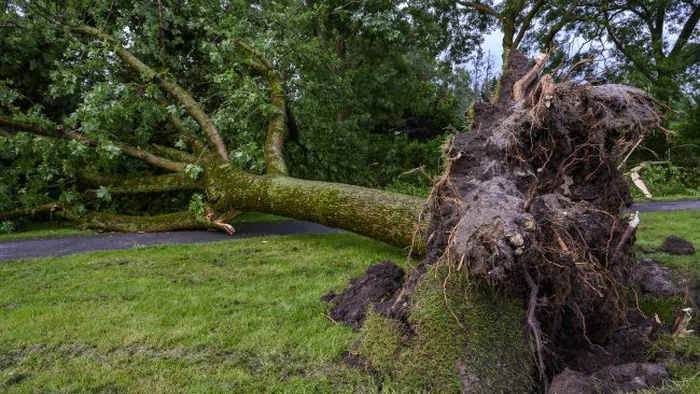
[326,51,662,393]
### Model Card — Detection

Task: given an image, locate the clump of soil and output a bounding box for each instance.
[633,258,684,296]
[662,235,696,255]
[548,363,670,394]
[322,260,404,329]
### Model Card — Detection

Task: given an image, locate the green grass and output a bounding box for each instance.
[635,195,700,202]
[0,232,404,393]
[0,210,698,393]
[637,210,700,278]
[635,210,700,393]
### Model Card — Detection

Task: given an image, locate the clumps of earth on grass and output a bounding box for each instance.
[633,258,684,297]
[321,260,404,330]
[661,236,696,255]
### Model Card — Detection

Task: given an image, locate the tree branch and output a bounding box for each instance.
[78,172,202,195]
[0,203,61,220]
[513,0,546,49]
[150,144,197,164]
[670,4,700,57]
[649,5,666,62]
[0,116,188,172]
[457,1,503,21]
[236,42,289,175]
[70,25,230,162]
[541,0,581,50]
[77,209,241,234]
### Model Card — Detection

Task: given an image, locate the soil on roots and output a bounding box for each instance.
[413,50,658,353]
[325,51,661,393]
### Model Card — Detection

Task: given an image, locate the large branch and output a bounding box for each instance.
[78,172,202,195]
[237,42,288,175]
[0,203,60,220]
[205,166,426,252]
[513,0,546,49]
[541,0,581,50]
[457,1,503,20]
[70,25,230,162]
[670,4,700,57]
[77,211,219,233]
[150,144,197,164]
[649,5,666,62]
[0,116,187,172]
[262,72,289,176]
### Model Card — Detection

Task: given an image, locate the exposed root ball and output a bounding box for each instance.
[329,51,661,392]
[412,53,659,357]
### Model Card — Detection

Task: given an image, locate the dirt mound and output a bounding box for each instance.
[662,236,695,255]
[559,317,660,374]
[548,369,592,394]
[322,261,404,329]
[547,363,670,394]
[633,258,684,296]
[591,363,669,393]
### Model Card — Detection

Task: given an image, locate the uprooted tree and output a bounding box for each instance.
[0,1,677,393]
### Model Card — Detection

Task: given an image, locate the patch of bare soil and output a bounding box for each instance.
[322,260,404,329]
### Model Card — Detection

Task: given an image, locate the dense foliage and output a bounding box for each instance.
[0,0,698,227]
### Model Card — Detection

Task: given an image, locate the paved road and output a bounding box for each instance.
[0,221,339,261]
[633,199,700,213]
[0,200,697,261]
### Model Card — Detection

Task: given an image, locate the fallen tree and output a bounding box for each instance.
[0,24,425,250]
[0,11,666,394]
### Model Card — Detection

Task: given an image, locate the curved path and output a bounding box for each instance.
[0,200,697,261]
[633,199,700,213]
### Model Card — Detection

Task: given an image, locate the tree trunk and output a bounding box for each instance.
[203,164,427,252]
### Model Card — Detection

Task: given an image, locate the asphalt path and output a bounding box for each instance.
[0,199,697,261]
[0,221,339,261]
[634,199,700,213]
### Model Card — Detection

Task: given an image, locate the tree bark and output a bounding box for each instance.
[203,165,426,251]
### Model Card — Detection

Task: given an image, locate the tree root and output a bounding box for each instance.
[524,269,548,394]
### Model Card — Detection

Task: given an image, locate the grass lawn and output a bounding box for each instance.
[636,210,700,394]
[637,210,700,279]
[0,232,405,393]
[0,210,697,393]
